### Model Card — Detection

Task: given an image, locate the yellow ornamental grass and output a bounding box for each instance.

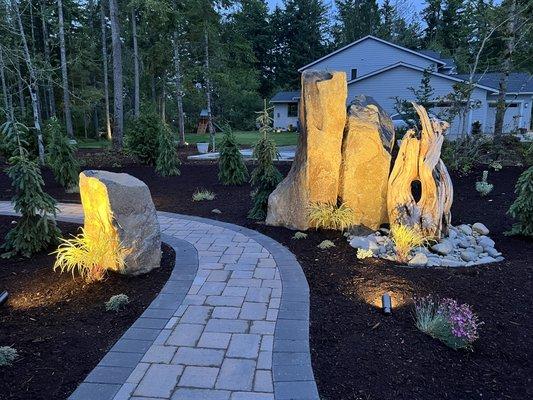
[52,221,127,283]
[390,224,427,263]
[308,202,355,231]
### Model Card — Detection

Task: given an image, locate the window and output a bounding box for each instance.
[288,103,298,117]
[351,68,358,80]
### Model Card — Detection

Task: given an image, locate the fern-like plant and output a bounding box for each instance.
[218,127,248,185]
[507,166,533,237]
[156,125,181,176]
[44,117,79,189]
[1,121,61,258]
[308,202,355,230]
[52,218,127,283]
[248,101,282,220]
[390,224,427,263]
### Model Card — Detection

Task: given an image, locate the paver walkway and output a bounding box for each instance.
[0,202,319,400]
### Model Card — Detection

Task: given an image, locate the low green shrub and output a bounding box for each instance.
[507,166,533,237]
[292,231,308,240]
[125,110,163,165]
[317,240,335,249]
[0,346,17,367]
[475,170,493,196]
[105,294,130,312]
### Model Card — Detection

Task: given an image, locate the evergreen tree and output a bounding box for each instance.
[421,0,443,46]
[507,166,533,237]
[248,101,283,220]
[218,127,248,185]
[333,0,381,45]
[155,124,181,176]
[1,121,60,258]
[45,117,79,189]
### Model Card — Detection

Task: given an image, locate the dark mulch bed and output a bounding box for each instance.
[0,149,531,400]
[0,217,174,400]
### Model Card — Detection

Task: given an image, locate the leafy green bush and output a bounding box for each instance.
[488,135,526,165]
[308,202,355,231]
[0,346,17,367]
[248,102,283,220]
[105,294,130,312]
[125,110,163,165]
[441,135,488,175]
[44,117,79,189]
[1,122,60,258]
[218,128,248,185]
[507,166,533,237]
[156,125,180,176]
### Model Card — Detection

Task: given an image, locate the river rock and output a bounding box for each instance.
[475,256,497,265]
[79,170,161,275]
[349,236,370,250]
[266,70,347,230]
[457,224,473,235]
[338,95,394,230]
[460,250,477,262]
[472,222,490,235]
[431,241,453,255]
[486,247,502,257]
[478,236,495,248]
[408,252,428,266]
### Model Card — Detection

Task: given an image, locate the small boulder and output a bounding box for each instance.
[472,222,490,235]
[349,236,370,250]
[408,253,428,267]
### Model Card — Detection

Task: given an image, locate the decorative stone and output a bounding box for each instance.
[475,256,497,265]
[431,242,453,255]
[457,224,473,235]
[460,250,477,262]
[472,222,489,235]
[349,236,370,250]
[477,236,495,249]
[79,170,161,275]
[486,247,502,257]
[408,253,428,266]
[266,70,347,230]
[440,258,465,267]
[338,95,394,230]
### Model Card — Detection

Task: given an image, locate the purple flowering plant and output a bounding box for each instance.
[414,295,482,350]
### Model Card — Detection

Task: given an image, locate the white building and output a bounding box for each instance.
[271,35,533,135]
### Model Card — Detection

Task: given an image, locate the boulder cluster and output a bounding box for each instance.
[348,222,503,268]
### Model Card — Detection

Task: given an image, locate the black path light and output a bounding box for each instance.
[0,290,8,306]
[382,292,392,315]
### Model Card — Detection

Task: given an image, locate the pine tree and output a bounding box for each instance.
[218,127,248,185]
[1,121,60,258]
[248,102,283,220]
[507,166,533,237]
[45,117,79,189]
[155,125,181,177]
[334,0,381,45]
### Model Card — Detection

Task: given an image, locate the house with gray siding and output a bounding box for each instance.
[271,35,533,136]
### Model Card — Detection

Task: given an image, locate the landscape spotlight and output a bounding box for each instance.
[382,292,392,315]
[0,291,8,306]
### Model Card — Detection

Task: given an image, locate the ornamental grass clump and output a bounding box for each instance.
[390,224,427,263]
[44,117,79,189]
[248,101,283,220]
[192,189,216,201]
[0,346,17,367]
[218,127,248,185]
[292,231,308,240]
[414,295,481,350]
[155,125,181,176]
[475,170,493,196]
[507,166,533,237]
[317,240,335,249]
[308,202,355,231]
[52,218,127,283]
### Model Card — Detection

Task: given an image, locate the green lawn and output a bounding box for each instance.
[76,130,299,150]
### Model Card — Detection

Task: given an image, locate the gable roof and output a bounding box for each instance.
[298,35,447,72]
[347,62,499,93]
[271,91,300,103]
[454,72,533,94]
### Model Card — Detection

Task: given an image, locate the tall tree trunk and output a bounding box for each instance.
[494,0,516,136]
[161,82,166,122]
[0,47,14,122]
[172,30,186,146]
[11,0,44,163]
[41,0,56,117]
[109,0,123,150]
[100,0,112,140]
[57,0,74,138]
[204,27,215,151]
[15,58,25,117]
[132,8,140,118]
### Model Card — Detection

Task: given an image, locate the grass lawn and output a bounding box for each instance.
[184,130,298,147]
[76,138,111,149]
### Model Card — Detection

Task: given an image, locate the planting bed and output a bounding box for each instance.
[0,217,174,400]
[0,148,531,400]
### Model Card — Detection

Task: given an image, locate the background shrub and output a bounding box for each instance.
[155,125,181,176]
[44,117,79,189]
[218,128,248,185]
[125,110,163,165]
[507,166,533,237]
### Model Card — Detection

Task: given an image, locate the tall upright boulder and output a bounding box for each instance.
[338,95,395,230]
[79,170,161,275]
[266,70,347,230]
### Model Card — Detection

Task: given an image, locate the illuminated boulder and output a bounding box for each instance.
[266,70,347,230]
[79,170,161,275]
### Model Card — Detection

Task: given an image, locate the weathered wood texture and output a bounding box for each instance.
[387,103,453,238]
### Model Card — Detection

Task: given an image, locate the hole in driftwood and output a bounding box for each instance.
[411,180,422,202]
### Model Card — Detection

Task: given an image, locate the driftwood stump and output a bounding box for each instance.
[387,103,453,239]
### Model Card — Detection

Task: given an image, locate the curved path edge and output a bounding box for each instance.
[0,203,319,400]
